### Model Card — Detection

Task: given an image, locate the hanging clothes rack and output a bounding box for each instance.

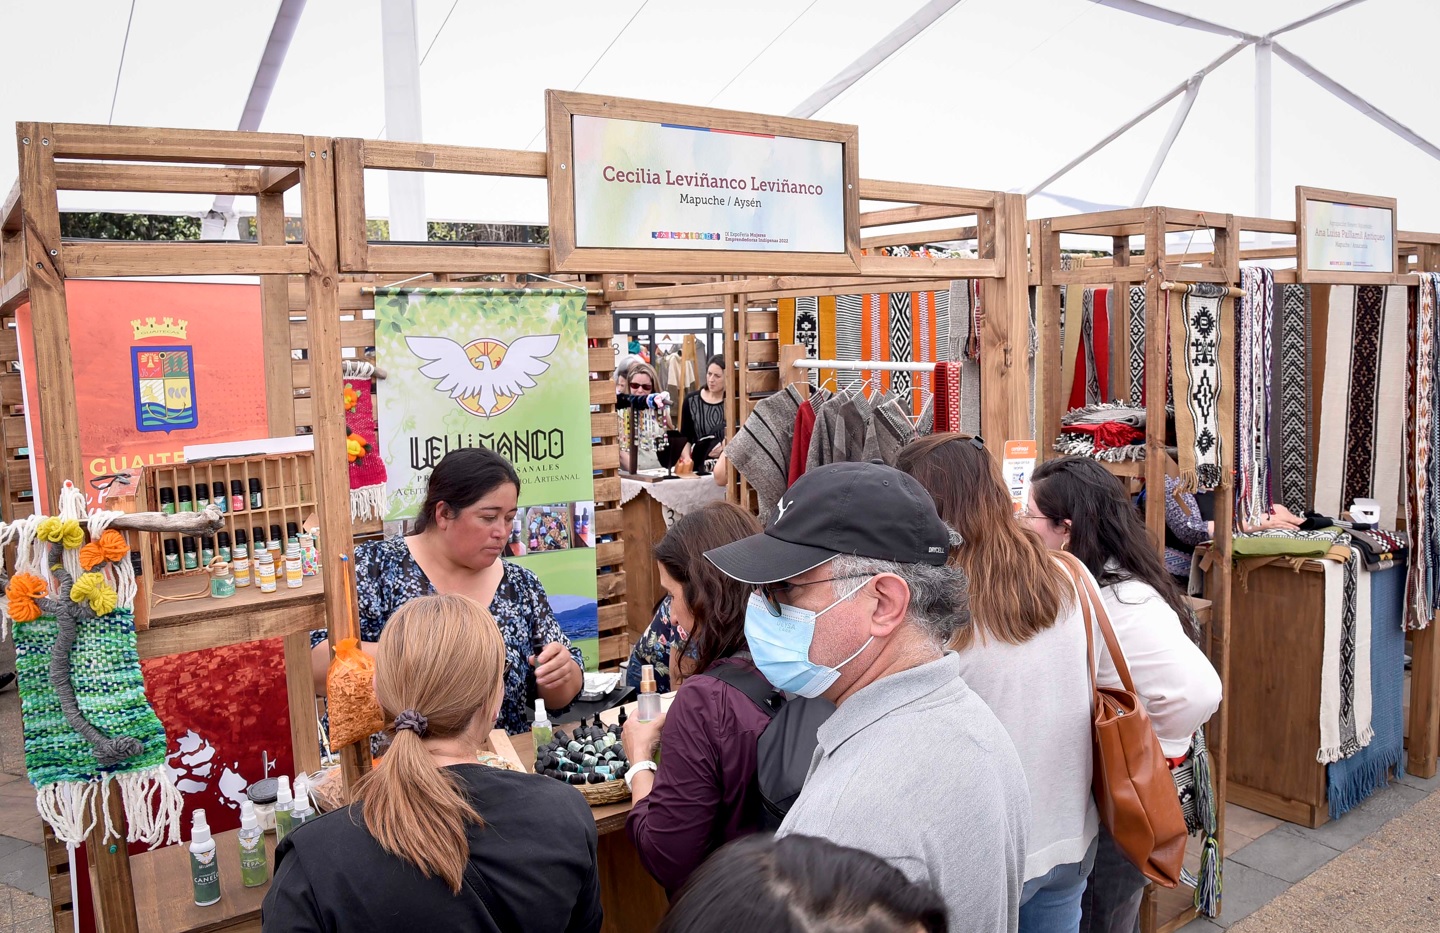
[792,359,937,373]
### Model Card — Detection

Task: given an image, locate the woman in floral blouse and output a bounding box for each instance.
[311,448,583,735]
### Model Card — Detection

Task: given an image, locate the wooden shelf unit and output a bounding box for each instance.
[141,453,316,581]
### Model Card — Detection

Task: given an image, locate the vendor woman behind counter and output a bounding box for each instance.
[311,448,584,733]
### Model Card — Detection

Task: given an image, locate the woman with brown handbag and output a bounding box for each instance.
[898,435,1097,933]
[1026,457,1222,933]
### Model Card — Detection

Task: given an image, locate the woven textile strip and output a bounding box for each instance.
[1329,564,1406,817]
[346,378,388,522]
[1272,284,1311,516]
[888,292,914,400]
[947,281,982,434]
[1237,268,1275,527]
[1405,274,1440,629]
[1314,286,1408,525]
[1319,544,1374,764]
[1128,285,1146,405]
[1169,284,1232,492]
[932,361,961,433]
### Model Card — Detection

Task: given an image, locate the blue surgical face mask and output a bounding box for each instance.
[744,579,874,698]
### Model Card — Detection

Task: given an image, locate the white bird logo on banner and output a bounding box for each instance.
[405,333,560,417]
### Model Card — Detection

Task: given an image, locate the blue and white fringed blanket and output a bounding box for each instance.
[1328,563,1407,817]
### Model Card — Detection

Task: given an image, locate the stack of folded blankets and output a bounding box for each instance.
[1054,402,1148,462]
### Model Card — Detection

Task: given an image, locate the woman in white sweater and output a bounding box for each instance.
[1025,457,1222,933]
[898,435,1097,933]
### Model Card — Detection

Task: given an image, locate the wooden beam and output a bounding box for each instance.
[259,166,301,194]
[1036,220,1063,461]
[1046,208,1151,234]
[860,203,978,228]
[49,123,306,166]
[53,163,262,195]
[362,244,550,275]
[861,225,979,250]
[857,179,998,210]
[359,139,547,177]
[300,136,371,789]
[2,179,20,233]
[1143,208,1168,542]
[333,139,370,272]
[0,273,26,316]
[979,193,1031,445]
[62,242,308,277]
[258,192,296,436]
[857,255,1000,279]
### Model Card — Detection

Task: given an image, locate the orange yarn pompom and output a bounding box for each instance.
[79,530,130,571]
[6,573,47,623]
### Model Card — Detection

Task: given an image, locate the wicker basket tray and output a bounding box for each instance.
[575,777,630,806]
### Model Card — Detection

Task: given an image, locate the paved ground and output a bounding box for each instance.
[1181,769,1440,931]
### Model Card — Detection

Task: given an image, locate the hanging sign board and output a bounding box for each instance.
[547,90,861,274]
[1001,440,1038,514]
[1295,186,1398,283]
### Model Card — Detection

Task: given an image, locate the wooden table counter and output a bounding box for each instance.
[512,730,671,933]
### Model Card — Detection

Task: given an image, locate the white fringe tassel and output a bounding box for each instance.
[351,484,388,523]
[33,768,182,848]
[87,509,137,611]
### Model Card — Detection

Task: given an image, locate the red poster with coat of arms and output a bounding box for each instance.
[15,281,297,853]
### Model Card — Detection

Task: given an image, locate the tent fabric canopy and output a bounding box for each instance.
[5,0,1438,231]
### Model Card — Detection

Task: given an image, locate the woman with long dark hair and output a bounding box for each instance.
[679,355,728,471]
[310,448,584,737]
[623,501,772,894]
[1026,457,1221,933]
[267,595,600,931]
[898,435,1095,933]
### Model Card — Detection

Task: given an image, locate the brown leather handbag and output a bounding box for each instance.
[1057,551,1188,887]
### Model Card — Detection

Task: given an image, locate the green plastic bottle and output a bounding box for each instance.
[238,800,268,887]
[273,775,294,843]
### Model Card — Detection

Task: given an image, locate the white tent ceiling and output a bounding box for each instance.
[3,0,1438,232]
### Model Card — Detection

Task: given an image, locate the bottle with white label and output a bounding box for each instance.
[237,800,268,887]
[189,809,220,907]
[255,550,277,593]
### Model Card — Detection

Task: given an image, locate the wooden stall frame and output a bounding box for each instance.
[1226,213,1440,782]
[3,102,1038,933]
[1036,207,1238,932]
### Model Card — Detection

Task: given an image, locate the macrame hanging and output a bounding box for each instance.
[5,482,182,848]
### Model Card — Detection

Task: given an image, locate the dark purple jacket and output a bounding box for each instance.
[625,657,773,893]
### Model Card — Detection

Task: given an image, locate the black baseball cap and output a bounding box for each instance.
[705,461,953,584]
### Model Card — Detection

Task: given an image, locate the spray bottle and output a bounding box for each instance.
[290,785,316,829]
[531,699,553,754]
[189,809,220,907]
[273,775,294,842]
[237,800,268,887]
[636,663,661,722]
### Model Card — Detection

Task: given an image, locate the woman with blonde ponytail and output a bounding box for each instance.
[264,595,601,932]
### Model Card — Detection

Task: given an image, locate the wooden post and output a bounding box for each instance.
[722,292,740,506]
[1036,220,1063,461]
[1110,235,1132,403]
[20,121,142,933]
[980,192,1031,445]
[300,137,371,787]
[1141,208,1168,542]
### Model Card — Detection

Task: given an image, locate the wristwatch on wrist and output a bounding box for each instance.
[624,759,658,789]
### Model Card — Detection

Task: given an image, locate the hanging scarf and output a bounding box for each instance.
[1169,284,1234,492]
[1128,285,1147,405]
[932,361,962,433]
[1272,284,1312,517]
[1319,541,1373,764]
[1406,274,1440,629]
[1237,268,1275,527]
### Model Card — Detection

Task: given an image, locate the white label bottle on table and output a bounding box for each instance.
[238,800,268,887]
[189,809,220,907]
[274,775,294,842]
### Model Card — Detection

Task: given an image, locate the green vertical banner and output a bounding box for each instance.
[374,288,599,669]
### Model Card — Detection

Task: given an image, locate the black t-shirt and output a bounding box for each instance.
[680,392,726,449]
[261,765,601,933]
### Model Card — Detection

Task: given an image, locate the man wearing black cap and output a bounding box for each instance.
[706,461,1030,933]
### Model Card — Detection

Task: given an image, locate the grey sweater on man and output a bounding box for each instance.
[777,652,1031,933]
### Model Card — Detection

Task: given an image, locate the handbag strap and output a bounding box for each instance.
[1054,551,1140,696]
